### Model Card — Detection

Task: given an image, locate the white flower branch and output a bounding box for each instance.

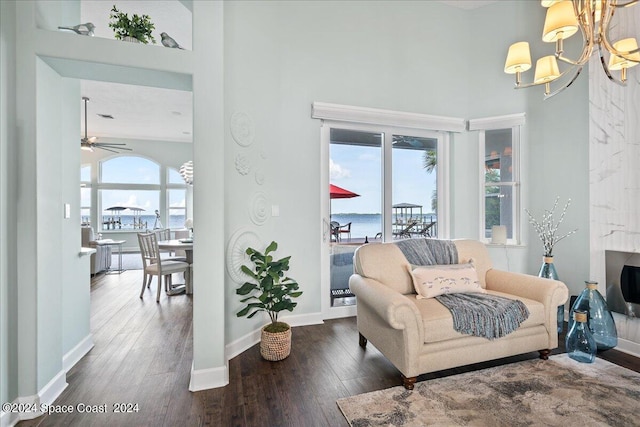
[525,196,578,257]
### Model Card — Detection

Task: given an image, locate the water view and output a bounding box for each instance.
[90,215,187,231]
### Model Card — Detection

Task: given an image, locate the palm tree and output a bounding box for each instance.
[423,149,436,174]
[423,150,437,211]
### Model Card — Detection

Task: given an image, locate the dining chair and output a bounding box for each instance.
[154,228,187,262]
[137,232,190,302]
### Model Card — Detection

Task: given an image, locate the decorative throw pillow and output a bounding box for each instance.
[410,261,485,299]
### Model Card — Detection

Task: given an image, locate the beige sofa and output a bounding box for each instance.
[349,239,568,389]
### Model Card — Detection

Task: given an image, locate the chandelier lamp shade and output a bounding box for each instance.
[179,160,193,185]
[504,0,639,98]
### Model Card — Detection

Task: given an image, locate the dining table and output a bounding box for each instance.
[158,239,194,295]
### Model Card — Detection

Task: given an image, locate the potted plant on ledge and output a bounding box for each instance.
[108,5,156,44]
[236,241,302,361]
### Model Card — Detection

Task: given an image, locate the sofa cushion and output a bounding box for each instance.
[410,261,485,299]
[410,290,546,344]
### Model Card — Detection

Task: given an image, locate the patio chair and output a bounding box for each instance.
[393,219,418,239]
[338,222,352,241]
[414,221,436,237]
[330,221,341,242]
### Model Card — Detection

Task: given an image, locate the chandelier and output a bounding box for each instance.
[504,0,639,98]
[179,160,193,185]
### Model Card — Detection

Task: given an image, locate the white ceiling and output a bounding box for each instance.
[79,1,193,143]
[77,0,496,144]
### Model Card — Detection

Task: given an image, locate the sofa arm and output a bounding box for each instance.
[485,269,568,307]
[349,274,424,337]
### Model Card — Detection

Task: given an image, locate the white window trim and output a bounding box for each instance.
[312,102,467,133]
[470,113,525,246]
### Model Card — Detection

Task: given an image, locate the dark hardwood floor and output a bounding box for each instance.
[19,270,640,427]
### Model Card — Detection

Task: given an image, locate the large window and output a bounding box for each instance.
[469,114,524,245]
[85,156,188,231]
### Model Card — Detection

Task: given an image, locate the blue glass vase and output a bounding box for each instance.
[566,310,596,363]
[538,256,564,333]
[569,281,618,351]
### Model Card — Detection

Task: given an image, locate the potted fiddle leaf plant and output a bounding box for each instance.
[108,5,156,44]
[236,241,302,361]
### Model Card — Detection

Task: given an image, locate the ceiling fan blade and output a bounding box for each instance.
[88,136,98,143]
[96,145,132,151]
[94,142,127,146]
[96,146,119,153]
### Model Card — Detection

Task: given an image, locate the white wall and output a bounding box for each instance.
[35,57,66,391]
[0,0,17,413]
[0,0,629,405]
[465,1,590,299]
[222,0,474,342]
[60,78,89,362]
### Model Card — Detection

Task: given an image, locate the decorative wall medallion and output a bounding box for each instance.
[235,154,251,175]
[249,192,269,226]
[230,112,255,147]
[226,228,262,284]
[255,168,265,185]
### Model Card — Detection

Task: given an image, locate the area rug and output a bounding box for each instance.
[337,355,640,426]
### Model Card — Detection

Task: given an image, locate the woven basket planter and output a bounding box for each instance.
[260,324,291,361]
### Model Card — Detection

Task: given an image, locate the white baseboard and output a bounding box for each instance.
[0,404,22,427]
[280,312,324,327]
[225,311,323,361]
[39,369,68,406]
[225,328,262,361]
[63,334,94,372]
[615,338,640,358]
[189,362,228,392]
[187,311,327,393]
[0,394,42,427]
[1,370,68,425]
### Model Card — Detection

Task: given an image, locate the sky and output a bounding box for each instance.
[330,144,437,214]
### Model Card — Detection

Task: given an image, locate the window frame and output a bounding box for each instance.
[313,102,464,320]
[469,113,525,246]
[90,155,189,232]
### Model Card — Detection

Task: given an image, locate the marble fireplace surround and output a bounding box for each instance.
[588,5,640,357]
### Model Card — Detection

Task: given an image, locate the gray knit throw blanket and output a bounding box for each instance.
[436,293,530,340]
[394,238,529,340]
[394,238,458,265]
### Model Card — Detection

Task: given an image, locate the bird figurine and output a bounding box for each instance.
[161,32,185,49]
[57,22,95,36]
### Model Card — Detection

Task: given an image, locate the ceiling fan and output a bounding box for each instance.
[80,96,131,153]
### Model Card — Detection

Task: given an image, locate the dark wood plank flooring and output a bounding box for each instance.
[19,269,640,426]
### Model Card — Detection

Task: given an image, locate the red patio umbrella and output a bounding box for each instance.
[330,184,360,199]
